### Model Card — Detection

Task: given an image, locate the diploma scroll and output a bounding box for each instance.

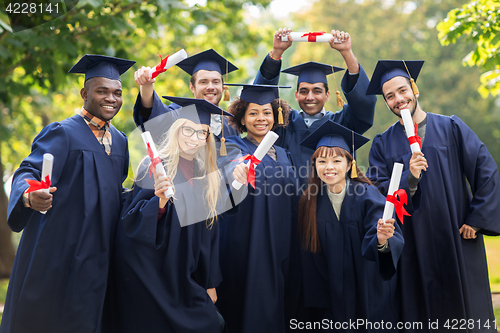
[141,131,174,199]
[232,131,279,190]
[40,153,53,214]
[281,32,341,43]
[148,49,188,79]
[401,109,421,153]
[382,162,404,222]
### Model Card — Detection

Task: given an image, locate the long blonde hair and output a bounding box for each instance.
[155,118,221,228]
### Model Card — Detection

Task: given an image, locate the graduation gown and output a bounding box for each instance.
[368,113,500,332]
[254,62,376,187]
[2,115,129,333]
[216,136,300,333]
[111,162,223,333]
[300,182,404,332]
[132,91,239,142]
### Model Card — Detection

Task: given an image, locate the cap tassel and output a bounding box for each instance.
[351,159,358,179]
[350,131,357,178]
[333,66,345,107]
[410,78,419,97]
[224,86,230,101]
[336,91,344,107]
[220,137,227,156]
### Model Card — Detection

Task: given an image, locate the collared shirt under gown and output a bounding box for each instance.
[2,115,129,333]
[367,113,500,332]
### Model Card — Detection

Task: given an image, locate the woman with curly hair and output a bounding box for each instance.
[216,84,301,333]
[112,98,231,333]
[298,120,404,332]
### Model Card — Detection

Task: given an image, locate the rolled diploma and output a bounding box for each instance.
[281,32,341,43]
[148,49,188,78]
[40,153,53,214]
[141,131,174,198]
[232,131,279,190]
[400,109,421,153]
[381,162,404,222]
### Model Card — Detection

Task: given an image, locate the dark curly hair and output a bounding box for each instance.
[227,97,291,134]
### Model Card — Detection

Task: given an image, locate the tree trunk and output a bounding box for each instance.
[0,146,16,279]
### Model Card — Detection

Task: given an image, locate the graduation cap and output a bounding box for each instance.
[162,96,234,155]
[68,54,136,81]
[282,61,345,106]
[177,49,238,102]
[366,60,424,96]
[225,83,291,124]
[300,120,369,178]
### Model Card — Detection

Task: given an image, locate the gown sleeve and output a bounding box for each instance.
[452,115,500,235]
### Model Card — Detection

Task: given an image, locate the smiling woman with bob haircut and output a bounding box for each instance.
[216,83,302,333]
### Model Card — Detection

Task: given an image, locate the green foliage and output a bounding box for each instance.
[437,0,500,97]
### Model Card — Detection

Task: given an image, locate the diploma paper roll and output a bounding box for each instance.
[382,162,404,222]
[148,49,188,79]
[400,109,421,153]
[232,131,279,190]
[40,153,53,214]
[281,32,341,43]
[141,131,174,199]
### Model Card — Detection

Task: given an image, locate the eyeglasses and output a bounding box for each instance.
[181,126,210,140]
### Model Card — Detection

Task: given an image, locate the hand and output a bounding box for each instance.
[29,187,57,212]
[207,288,217,304]
[134,66,156,86]
[329,29,351,52]
[233,162,249,184]
[409,151,428,178]
[377,218,396,245]
[271,27,293,59]
[154,174,172,208]
[459,224,477,239]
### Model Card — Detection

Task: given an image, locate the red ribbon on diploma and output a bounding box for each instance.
[150,54,170,79]
[146,143,162,177]
[25,175,51,193]
[301,31,326,42]
[408,122,422,149]
[232,154,262,189]
[386,189,411,224]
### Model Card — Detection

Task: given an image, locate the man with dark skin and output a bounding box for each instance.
[1,55,134,333]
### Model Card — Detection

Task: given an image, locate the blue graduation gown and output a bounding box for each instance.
[301,182,403,332]
[111,162,223,333]
[2,115,129,333]
[132,91,239,142]
[254,63,376,187]
[216,136,300,333]
[368,113,500,332]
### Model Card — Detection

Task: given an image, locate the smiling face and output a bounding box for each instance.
[382,76,418,118]
[189,70,223,106]
[177,119,209,160]
[81,77,123,122]
[315,150,351,194]
[241,102,274,143]
[295,82,330,116]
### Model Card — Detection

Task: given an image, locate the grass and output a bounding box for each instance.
[0,238,499,328]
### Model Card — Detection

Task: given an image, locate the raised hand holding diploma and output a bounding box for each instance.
[382,162,410,224]
[141,131,174,199]
[281,31,341,43]
[148,49,188,79]
[401,108,421,153]
[232,131,279,190]
[25,153,56,213]
[377,218,396,245]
